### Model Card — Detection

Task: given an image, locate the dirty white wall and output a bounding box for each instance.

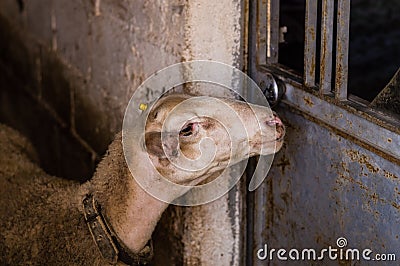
[181,1,247,265]
[0,0,247,264]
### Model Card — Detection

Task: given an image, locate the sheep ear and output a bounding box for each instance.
[145,131,178,158]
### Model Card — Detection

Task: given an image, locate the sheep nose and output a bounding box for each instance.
[266,114,283,127]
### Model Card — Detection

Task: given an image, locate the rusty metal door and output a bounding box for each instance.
[247,0,400,265]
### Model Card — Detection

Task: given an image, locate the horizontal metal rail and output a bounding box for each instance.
[283,84,400,161]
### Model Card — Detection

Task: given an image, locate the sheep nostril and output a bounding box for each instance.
[266,115,283,127]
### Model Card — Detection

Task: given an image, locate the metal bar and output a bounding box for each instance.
[304,0,318,87]
[320,0,334,94]
[283,84,400,161]
[256,0,267,65]
[335,0,351,100]
[266,0,280,63]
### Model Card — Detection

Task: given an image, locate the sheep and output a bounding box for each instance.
[0,94,285,265]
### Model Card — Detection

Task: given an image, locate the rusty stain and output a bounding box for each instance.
[280,192,291,207]
[370,192,379,204]
[309,28,315,41]
[265,177,274,230]
[392,202,400,210]
[276,154,290,175]
[340,161,350,173]
[345,150,379,173]
[303,96,314,107]
[310,55,315,77]
[338,173,369,192]
[383,170,398,180]
[338,173,399,212]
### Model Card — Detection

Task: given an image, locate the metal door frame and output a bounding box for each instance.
[247,0,400,264]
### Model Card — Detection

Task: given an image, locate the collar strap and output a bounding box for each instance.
[83,194,153,265]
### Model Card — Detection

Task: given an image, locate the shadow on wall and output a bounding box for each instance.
[0,15,184,265]
[0,16,113,181]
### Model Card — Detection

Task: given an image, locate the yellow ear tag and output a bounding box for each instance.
[139,103,148,111]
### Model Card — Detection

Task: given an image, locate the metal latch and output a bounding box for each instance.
[260,73,286,107]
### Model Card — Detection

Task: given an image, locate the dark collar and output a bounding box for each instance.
[82,194,153,265]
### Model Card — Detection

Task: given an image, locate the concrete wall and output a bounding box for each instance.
[0,0,247,264]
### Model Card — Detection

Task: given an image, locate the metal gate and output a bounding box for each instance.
[247,0,400,265]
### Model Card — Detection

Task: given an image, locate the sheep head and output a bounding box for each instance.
[143,94,285,187]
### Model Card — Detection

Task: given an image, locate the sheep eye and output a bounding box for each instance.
[153,111,158,119]
[180,123,193,137]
